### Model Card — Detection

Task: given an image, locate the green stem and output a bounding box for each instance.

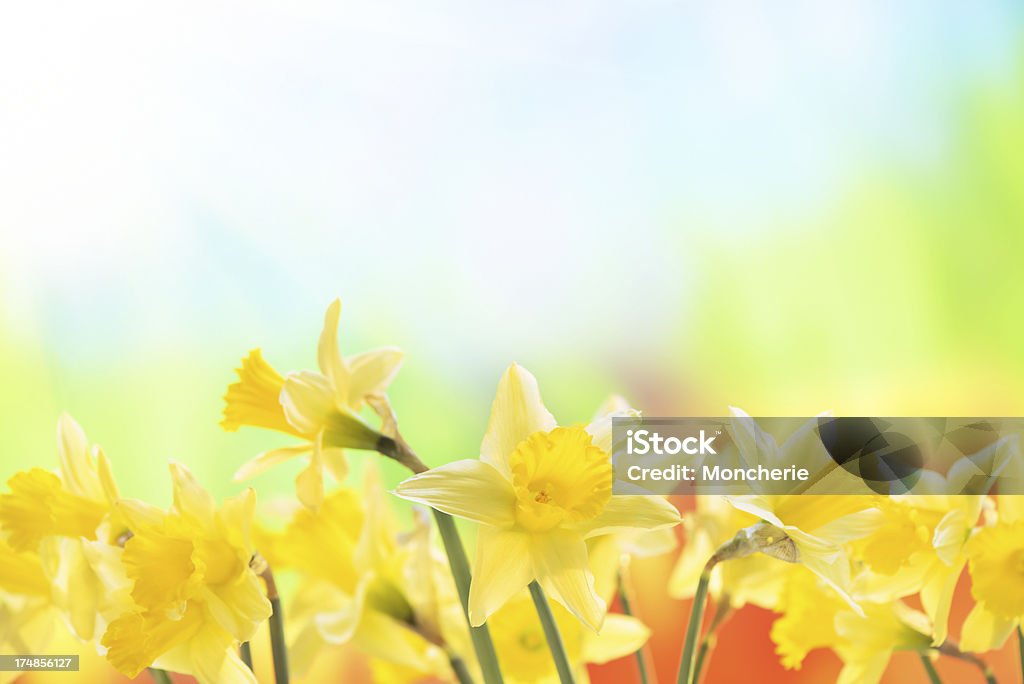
[919,653,942,684]
[692,639,711,684]
[676,566,714,684]
[239,642,253,671]
[258,565,289,684]
[1017,626,1023,684]
[528,581,575,684]
[617,568,654,684]
[448,651,476,684]
[148,669,173,684]
[378,429,504,684]
[433,510,505,684]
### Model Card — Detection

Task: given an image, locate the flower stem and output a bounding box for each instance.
[448,651,476,684]
[1017,626,1023,684]
[258,563,289,684]
[919,653,942,684]
[377,428,504,684]
[691,598,730,684]
[240,642,253,671]
[676,564,713,684]
[528,581,576,684]
[433,510,505,684]
[148,669,173,684]
[617,565,656,684]
[937,642,996,684]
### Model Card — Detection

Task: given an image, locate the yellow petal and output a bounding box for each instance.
[0,468,106,550]
[581,614,649,665]
[836,652,890,684]
[103,606,203,678]
[585,397,639,452]
[317,298,350,400]
[281,371,337,434]
[233,445,311,482]
[56,414,104,501]
[346,348,404,407]
[531,530,605,631]
[202,571,272,642]
[355,463,397,572]
[352,609,447,675]
[480,364,557,477]
[0,538,49,596]
[920,558,964,646]
[186,621,250,684]
[296,439,325,510]
[95,448,120,504]
[221,349,304,437]
[468,527,532,626]
[395,460,516,527]
[574,496,681,539]
[958,602,1016,652]
[170,462,216,525]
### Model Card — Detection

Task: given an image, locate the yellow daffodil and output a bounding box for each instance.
[721,494,882,612]
[222,298,402,508]
[850,488,982,645]
[489,592,649,684]
[960,494,1024,653]
[101,463,271,683]
[261,465,463,681]
[0,415,130,642]
[771,569,931,684]
[668,495,787,611]
[395,364,682,631]
[0,536,63,684]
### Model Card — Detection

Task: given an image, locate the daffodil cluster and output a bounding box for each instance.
[2,299,1021,684]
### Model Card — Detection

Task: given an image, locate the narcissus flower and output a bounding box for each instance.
[222,298,403,509]
[260,465,463,681]
[0,415,130,641]
[0,537,61,684]
[771,569,931,684]
[101,464,271,684]
[489,592,650,684]
[960,495,1024,652]
[395,364,682,631]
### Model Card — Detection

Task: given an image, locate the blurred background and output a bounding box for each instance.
[2,1,1023,682]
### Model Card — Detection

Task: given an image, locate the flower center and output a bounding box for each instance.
[508,426,612,533]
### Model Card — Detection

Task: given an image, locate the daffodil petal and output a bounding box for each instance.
[170,462,216,525]
[116,498,165,531]
[317,298,349,401]
[585,398,639,453]
[480,364,557,477]
[958,603,1015,652]
[203,571,272,642]
[575,496,681,539]
[233,445,312,482]
[468,527,532,626]
[920,557,964,646]
[281,371,337,435]
[346,348,404,406]
[836,652,889,684]
[531,530,605,631]
[581,614,649,664]
[296,440,325,510]
[395,460,516,527]
[187,623,249,684]
[56,414,105,501]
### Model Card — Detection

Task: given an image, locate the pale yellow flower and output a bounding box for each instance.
[722,494,882,612]
[0,537,62,684]
[771,569,931,684]
[101,464,271,683]
[959,495,1024,652]
[223,298,403,508]
[395,364,682,631]
[668,495,786,611]
[0,415,130,642]
[489,592,650,684]
[261,465,462,681]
